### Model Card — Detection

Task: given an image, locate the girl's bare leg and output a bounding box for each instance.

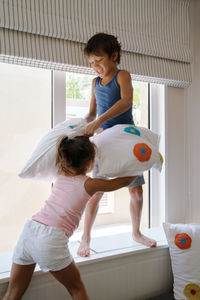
[50,261,89,300]
[77,192,103,257]
[1,263,36,300]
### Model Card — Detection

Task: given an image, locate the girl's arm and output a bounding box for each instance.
[85,71,133,136]
[85,176,137,196]
[84,77,97,123]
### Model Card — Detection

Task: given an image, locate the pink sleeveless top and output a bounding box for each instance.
[32,174,90,237]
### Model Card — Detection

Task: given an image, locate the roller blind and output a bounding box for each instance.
[0,0,192,87]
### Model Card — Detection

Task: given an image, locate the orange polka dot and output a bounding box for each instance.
[133,143,152,162]
[174,233,192,250]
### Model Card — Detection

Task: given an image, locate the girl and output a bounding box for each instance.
[1,135,136,300]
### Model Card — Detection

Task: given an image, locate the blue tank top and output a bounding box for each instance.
[95,70,134,129]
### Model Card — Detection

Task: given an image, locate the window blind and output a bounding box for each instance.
[0,0,192,87]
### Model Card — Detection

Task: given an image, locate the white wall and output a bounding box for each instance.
[166,0,200,224]
[185,0,200,223]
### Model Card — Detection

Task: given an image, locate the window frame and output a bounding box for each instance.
[149,83,166,227]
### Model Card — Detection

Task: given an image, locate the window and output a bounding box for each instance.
[0,62,52,252]
[0,66,164,254]
[66,73,95,119]
[65,72,150,231]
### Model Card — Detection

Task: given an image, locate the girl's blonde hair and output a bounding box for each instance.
[56,135,96,176]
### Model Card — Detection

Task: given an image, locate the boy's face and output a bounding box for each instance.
[88,51,118,78]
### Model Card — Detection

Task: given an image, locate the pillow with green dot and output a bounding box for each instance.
[163,222,200,300]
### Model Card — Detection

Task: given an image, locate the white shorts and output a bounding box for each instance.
[13,220,73,272]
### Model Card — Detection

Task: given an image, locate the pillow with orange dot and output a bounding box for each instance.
[19,118,87,181]
[163,223,200,300]
[92,124,163,177]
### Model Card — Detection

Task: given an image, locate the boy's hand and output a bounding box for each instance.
[84,113,96,123]
[84,119,102,136]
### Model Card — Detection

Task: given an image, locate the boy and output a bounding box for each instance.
[78,33,156,257]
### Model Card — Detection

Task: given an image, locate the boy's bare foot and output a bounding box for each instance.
[77,240,91,257]
[133,233,157,248]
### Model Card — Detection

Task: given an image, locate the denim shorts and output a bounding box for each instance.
[92,160,145,188]
[13,220,73,272]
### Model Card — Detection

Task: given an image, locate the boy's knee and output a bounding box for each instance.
[94,191,104,199]
[87,192,103,209]
[129,186,143,199]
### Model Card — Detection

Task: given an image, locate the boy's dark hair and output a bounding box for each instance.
[56,135,96,176]
[84,33,121,64]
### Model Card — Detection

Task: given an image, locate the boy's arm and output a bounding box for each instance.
[85,176,137,196]
[85,71,133,136]
[84,77,97,123]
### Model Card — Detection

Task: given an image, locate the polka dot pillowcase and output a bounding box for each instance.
[92,124,163,177]
[19,118,86,181]
[163,223,200,300]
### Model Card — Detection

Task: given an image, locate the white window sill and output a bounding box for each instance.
[0,226,168,284]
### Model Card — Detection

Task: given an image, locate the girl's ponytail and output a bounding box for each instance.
[56,135,96,176]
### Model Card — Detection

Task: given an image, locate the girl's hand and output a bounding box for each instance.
[84,119,102,136]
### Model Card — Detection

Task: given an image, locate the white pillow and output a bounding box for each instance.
[163,222,200,300]
[92,124,163,177]
[19,122,163,181]
[19,118,86,181]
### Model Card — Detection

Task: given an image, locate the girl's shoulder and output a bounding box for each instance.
[56,174,88,182]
